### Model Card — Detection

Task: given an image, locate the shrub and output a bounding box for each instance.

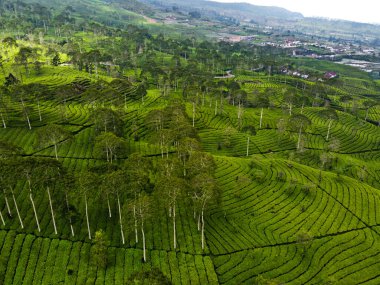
[126,267,172,285]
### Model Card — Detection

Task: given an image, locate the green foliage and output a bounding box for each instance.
[90,108,125,136]
[288,113,311,131]
[241,125,257,135]
[52,54,61,66]
[126,267,172,285]
[92,229,109,268]
[254,275,280,285]
[0,140,24,158]
[35,124,72,158]
[4,73,19,86]
[94,132,127,163]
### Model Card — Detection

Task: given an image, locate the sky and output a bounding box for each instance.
[212,0,380,24]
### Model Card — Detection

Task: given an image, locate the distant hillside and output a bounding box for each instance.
[0,0,153,30]
[141,0,303,22]
[20,0,153,14]
[6,0,380,43]
[296,17,380,42]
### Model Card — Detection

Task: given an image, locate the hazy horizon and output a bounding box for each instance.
[211,0,380,24]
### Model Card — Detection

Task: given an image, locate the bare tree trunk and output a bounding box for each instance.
[30,193,41,232]
[0,112,6,128]
[12,189,24,229]
[54,144,58,160]
[141,219,146,262]
[260,108,263,128]
[25,110,32,129]
[0,210,5,225]
[134,204,138,243]
[173,202,177,249]
[197,214,201,231]
[246,136,250,156]
[65,191,74,237]
[21,99,32,130]
[117,192,125,244]
[85,193,91,240]
[326,120,332,141]
[107,193,112,218]
[201,208,205,250]
[3,190,11,217]
[297,126,303,150]
[215,101,218,116]
[37,100,42,121]
[26,111,31,129]
[47,187,57,234]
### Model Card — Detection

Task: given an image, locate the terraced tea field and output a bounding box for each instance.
[0,64,380,285]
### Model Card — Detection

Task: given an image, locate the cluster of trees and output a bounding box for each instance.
[0,82,65,130]
[145,102,219,250]
[0,156,68,234]
[5,17,374,135]
[0,148,218,264]
[0,69,354,163]
[0,100,219,265]
[0,74,145,130]
[90,107,127,163]
[1,4,294,86]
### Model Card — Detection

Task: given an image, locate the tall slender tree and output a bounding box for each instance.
[135,192,152,262]
[36,124,72,160]
[78,171,100,240]
[94,132,127,164]
[90,108,124,136]
[106,170,128,244]
[0,144,24,227]
[363,100,376,121]
[178,137,201,177]
[288,114,311,150]
[0,87,10,129]
[15,47,37,75]
[39,159,63,235]
[191,173,218,250]
[319,109,338,141]
[156,164,186,250]
[125,154,151,244]
[58,169,76,237]
[22,158,42,232]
